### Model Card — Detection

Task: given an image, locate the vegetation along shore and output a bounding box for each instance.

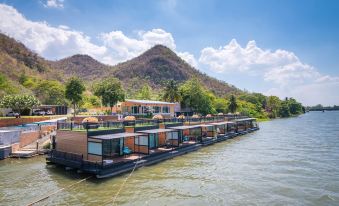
[0,33,305,119]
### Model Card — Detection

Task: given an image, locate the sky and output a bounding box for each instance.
[0,0,338,106]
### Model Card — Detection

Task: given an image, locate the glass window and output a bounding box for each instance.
[162,106,169,113]
[131,106,139,114]
[172,132,178,139]
[135,135,148,146]
[207,126,214,131]
[88,142,102,155]
[153,106,160,113]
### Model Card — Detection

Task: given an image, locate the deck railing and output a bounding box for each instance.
[49,150,83,163]
[57,114,252,133]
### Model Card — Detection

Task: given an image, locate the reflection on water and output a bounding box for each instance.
[1,111,339,205]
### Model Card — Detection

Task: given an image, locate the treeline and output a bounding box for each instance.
[0,74,305,119]
[306,104,339,111]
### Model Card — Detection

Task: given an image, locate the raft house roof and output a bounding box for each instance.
[209,121,234,126]
[137,128,175,134]
[194,124,215,128]
[89,132,142,140]
[169,125,202,130]
[235,118,256,122]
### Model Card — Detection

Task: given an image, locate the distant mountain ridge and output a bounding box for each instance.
[0,32,239,97]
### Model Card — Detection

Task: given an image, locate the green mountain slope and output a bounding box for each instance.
[0,32,238,98]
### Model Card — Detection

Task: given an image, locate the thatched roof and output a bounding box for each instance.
[152,114,163,120]
[124,116,136,121]
[82,117,99,123]
[192,114,200,118]
[178,114,185,119]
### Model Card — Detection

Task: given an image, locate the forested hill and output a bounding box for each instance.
[0,32,238,97]
[111,45,239,96]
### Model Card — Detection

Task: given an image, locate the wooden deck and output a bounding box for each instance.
[103,154,146,165]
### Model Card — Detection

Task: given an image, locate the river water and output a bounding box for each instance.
[0,111,339,206]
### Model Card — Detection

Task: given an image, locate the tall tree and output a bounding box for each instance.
[93,77,125,113]
[287,98,303,115]
[228,95,238,113]
[138,84,152,100]
[34,80,66,105]
[0,94,40,115]
[279,101,291,117]
[162,80,181,102]
[267,96,281,118]
[65,77,85,117]
[179,78,214,115]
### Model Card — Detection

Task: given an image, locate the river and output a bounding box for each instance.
[0,111,339,205]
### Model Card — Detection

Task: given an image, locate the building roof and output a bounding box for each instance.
[209,122,227,126]
[124,99,176,105]
[235,118,256,122]
[209,121,235,125]
[137,128,175,134]
[90,132,142,140]
[194,124,215,127]
[169,125,202,130]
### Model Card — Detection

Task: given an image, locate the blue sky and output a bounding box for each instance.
[0,0,339,105]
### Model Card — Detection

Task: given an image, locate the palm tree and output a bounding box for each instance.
[163,80,181,102]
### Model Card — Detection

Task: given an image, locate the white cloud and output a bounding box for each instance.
[99,29,177,64]
[43,0,64,9]
[199,39,339,105]
[0,4,197,66]
[0,4,106,60]
[177,52,198,68]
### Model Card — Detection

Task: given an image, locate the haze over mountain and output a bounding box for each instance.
[0,32,238,97]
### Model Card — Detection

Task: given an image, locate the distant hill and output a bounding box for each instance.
[112,45,239,96]
[48,54,114,81]
[0,32,239,98]
[0,33,63,95]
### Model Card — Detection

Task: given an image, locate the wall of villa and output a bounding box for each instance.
[56,130,87,157]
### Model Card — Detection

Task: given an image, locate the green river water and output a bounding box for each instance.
[0,111,339,205]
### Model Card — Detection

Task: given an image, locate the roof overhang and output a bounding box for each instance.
[89,132,142,140]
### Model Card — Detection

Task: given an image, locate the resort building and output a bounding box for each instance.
[116,99,176,117]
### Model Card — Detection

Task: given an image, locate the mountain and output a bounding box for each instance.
[48,54,113,81]
[111,45,238,96]
[0,32,239,98]
[0,33,63,95]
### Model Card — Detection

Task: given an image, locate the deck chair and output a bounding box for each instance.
[123,146,132,156]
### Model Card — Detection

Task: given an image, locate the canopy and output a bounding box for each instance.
[137,128,175,134]
[170,125,202,130]
[90,132,142,140]
[235,118,256,122]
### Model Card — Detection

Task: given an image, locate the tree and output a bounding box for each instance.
[279,101,290,117]
[287,98,303,115]
[0,74,18,96]
[0,94,40,114]
[138,84,152,100]
[267,96,281,118]
[65,77,85,117]
[179,78,214,115]
[228,95,238,113]
[94,77,125,113]
[213,98,228,113]
[34,80,66,105]
[162,80,181,102]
